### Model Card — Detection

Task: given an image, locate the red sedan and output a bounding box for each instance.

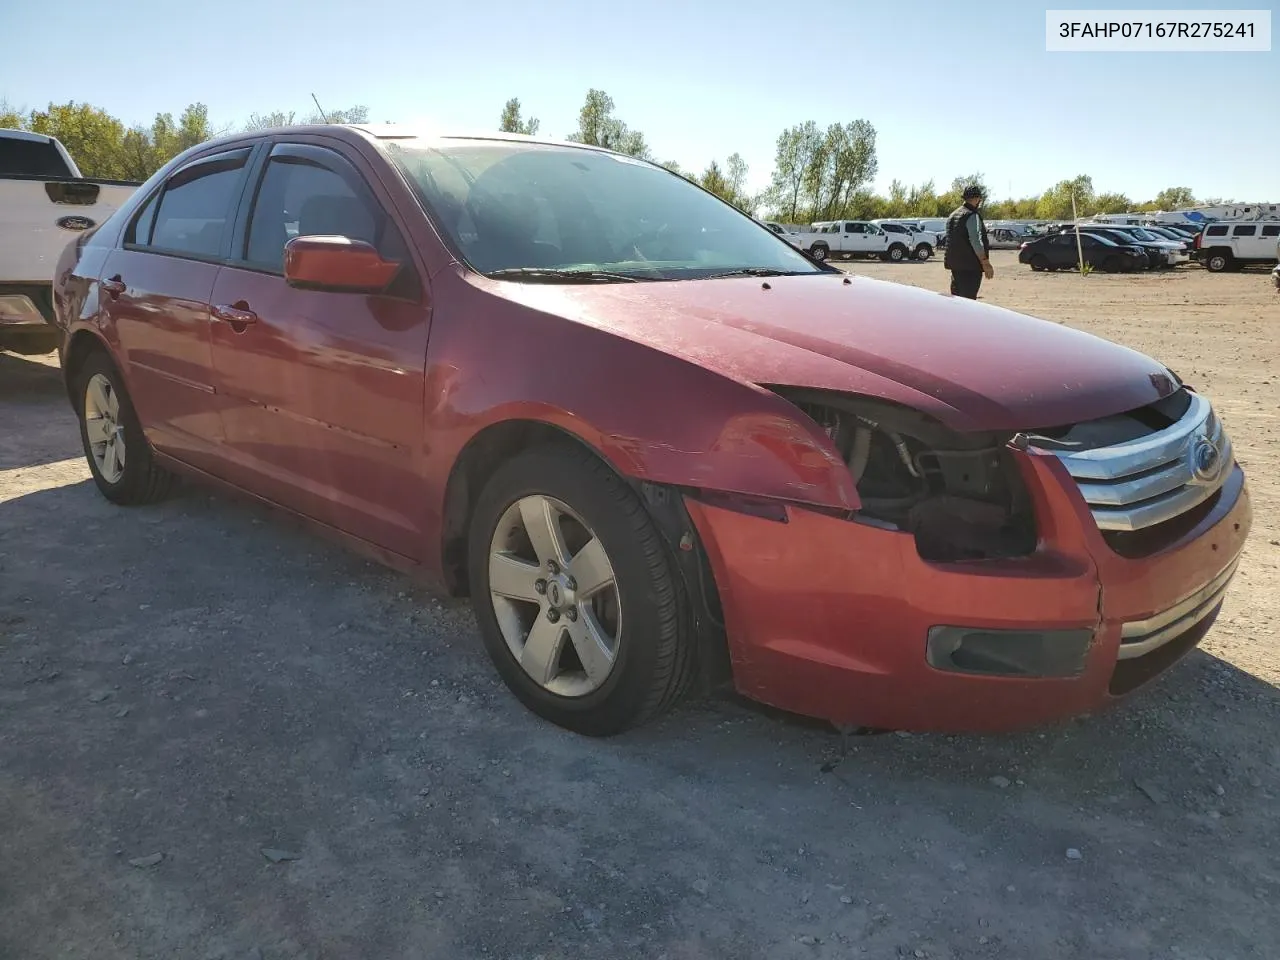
[51,125,1250,736]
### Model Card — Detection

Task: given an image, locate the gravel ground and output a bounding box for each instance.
[2,250,1277,960]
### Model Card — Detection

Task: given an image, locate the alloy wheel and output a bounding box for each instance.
[488,495,622,698]
[84,372,126,483]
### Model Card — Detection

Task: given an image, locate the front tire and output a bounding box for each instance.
[467,445,695,736]
[76,351,173,505]
[1204,251,1231,273]
[809,243,829,262]
[883,244,907,262]
[913,243,933,261]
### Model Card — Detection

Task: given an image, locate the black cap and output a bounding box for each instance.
[962,185,984,200]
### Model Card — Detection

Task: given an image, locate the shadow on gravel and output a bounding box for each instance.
[0,351,63,400]
[2,448,1278,959]
[0,353,80,472]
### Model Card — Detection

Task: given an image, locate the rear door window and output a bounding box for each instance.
[131,148,252,259]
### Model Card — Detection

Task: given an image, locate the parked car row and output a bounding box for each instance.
[1018,221,1200,273]
[1018,231,1152,272]
[774,220,938,263]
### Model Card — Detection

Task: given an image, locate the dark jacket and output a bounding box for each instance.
[943,203,990,271]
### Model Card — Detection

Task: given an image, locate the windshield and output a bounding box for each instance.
[381,138,823,281]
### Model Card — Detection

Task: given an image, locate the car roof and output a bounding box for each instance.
[175,122,629,162]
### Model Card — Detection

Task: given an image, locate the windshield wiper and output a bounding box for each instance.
[486,267,649,283]
[701,268,815,279]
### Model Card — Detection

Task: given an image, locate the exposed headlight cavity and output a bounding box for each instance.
[770,388,1038,563]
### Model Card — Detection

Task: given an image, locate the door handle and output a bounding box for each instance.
[101,276,125,297]
[211,303,258,325]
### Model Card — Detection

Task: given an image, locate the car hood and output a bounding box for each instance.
[487,272,1179,433]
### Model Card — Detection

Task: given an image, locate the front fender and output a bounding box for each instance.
[422,272,860,515]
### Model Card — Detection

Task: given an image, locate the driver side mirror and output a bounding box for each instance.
[283,235,401,294]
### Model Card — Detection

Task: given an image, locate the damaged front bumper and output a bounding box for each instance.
[684,450,1251,733]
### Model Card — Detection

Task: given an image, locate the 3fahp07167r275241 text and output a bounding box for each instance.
[1058,20,1255,38]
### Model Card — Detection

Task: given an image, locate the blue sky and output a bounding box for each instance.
[2,0,1275,202]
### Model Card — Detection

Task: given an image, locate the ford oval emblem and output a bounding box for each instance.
[1190,435,1221,482]
[57,215,95,231]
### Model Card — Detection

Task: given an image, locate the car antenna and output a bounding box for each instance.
[310,93,330,123]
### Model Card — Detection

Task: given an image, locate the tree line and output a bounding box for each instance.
[3,94,1215,221]
[500,91,1216,222]
[0,99,369,182]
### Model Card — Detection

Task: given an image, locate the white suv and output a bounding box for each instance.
[1196,221,1280,272]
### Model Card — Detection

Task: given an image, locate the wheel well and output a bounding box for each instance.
[440,420,611,597]
[439,418,732,689]
[62,330,111,408]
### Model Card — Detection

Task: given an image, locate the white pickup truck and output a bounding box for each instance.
[790,220,911,263]
[1,129,139,354]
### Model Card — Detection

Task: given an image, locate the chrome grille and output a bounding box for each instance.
[1044,392,1233,532]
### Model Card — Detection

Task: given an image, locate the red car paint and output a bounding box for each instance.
[688,456,1250,731]
[51,126,1250,732]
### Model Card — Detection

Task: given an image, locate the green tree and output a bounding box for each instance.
[27,101,128,179]
[498,97,540,136]
[244,110,296,130]
[1034,175,1094,220]
[724,152,751,210]
[116,103,213,180]
[699,160,729,199]
[905,180,940,217]
[567,89,649,159]
[764,121,823,222]
[1150,186,1196,210]
[244,104,367,131]
[318,104,369,124]
[0,98,25,130]
[1091,191,1133,215]
[812,120,877,220]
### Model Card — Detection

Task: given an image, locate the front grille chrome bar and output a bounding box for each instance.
[1038,392,1234,532]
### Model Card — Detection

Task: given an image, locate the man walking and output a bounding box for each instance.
[944,185,993,299]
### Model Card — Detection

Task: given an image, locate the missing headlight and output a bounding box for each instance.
[774,389,1037,562]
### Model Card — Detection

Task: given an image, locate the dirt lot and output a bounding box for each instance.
[2,250,1277,960]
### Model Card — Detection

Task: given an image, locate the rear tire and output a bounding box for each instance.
[76,351,173,505]
[467,445,696,736]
